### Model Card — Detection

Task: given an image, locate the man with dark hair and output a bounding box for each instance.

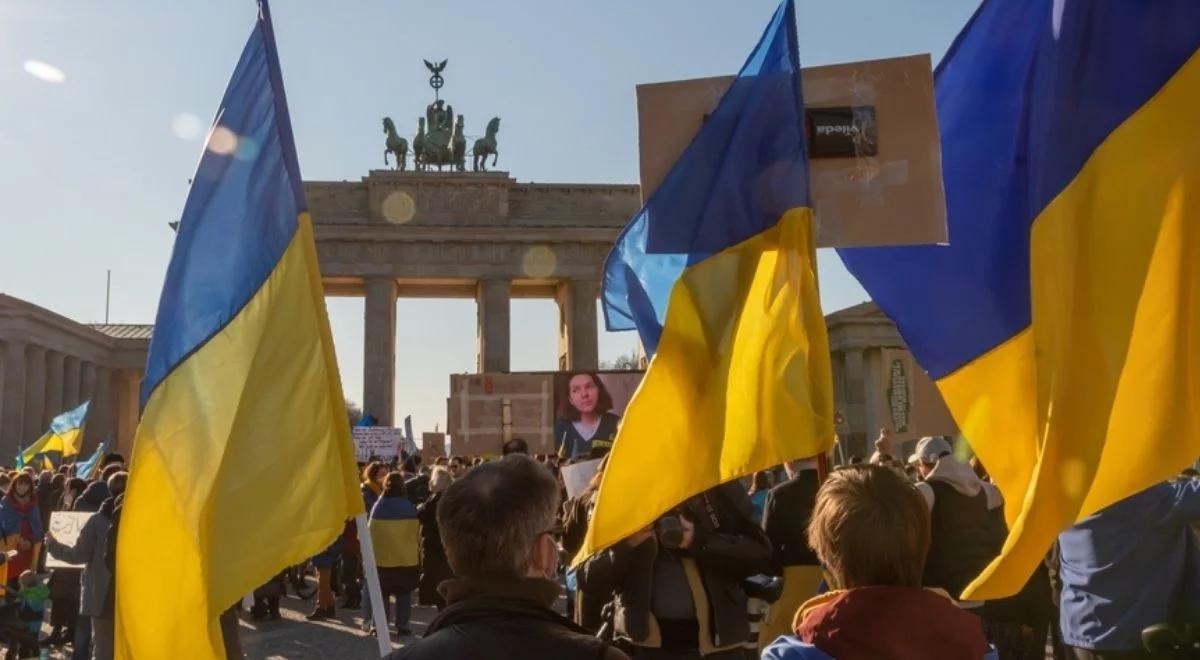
[763,465,995,659]
[501,437,529,456]
[758,458,822,647]
[388,454,627,660]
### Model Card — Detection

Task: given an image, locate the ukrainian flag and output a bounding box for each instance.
[839,1,1200,600]
[115,2,362,657]
[19,401,89,469]
[579,0,832,561]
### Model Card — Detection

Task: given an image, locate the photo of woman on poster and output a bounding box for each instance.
[554,372,622,459]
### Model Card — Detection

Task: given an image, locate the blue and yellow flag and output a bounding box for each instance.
[579,0,832,562]
[839,1,1200,600]
[20,401,90,469]
[74,433,111,481]
[115,2,362,657]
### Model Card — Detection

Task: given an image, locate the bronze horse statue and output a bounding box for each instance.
[382,117,408,171]
[472,117,500,172]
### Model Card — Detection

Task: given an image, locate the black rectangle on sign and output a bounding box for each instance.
[806,106,878,158]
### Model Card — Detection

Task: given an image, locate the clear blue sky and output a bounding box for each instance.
[0,0,979,433]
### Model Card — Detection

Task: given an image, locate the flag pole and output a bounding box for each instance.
[356,513,392,658]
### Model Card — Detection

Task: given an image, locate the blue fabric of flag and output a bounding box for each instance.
[602,0,809,355]
[837,0,1200,379]
[141,8,305,404]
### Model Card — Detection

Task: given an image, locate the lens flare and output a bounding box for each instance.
[522,246,558,278]
[207,126,239,155]
[171,113,202,141]
[381,190,416,224]
[23,60,65,83]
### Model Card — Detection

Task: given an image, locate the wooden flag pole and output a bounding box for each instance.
[356,513,393,658]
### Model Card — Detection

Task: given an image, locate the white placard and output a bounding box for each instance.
[46,511,94,569]
[352,427,403,462]
[562,458,603,500]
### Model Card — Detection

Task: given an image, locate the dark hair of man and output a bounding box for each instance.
[436,454,559,580]
[383,471,407,498]
[107,471,129,498]
[555,372,615,421]
[807,464,930,590]
[501,437,529,456]
[98,463,122,485]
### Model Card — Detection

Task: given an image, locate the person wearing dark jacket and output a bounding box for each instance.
[579,480,772,659]
[45,471,127,660]
[388,454,627,660]
[416,467,453,609]
[758,458,822,648]
[73,464,122,514]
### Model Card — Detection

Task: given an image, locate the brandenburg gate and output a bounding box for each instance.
[307,171,639,426]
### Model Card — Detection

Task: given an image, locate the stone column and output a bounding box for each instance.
[363,277,397,426]
[63,356,81,409]
[113,370,142,458]
[44,351,64,424]
[81,362,98,410]
[23,345,46,441]
[88,366,113,450]
[556,279,599,371]
[1,340,27,458]
[475,278,511,374]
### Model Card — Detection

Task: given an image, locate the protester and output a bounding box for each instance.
[1057,479,1200,659]
[748,471,772,524]
[762,464,995,660]
[502,437,529,456]
[0,472,43,589]
[448,456,466,480]
[917,437,1057,657]
[46,476,88,646]
[417,466,453,610]
[45,471,126,660]
[36,470,62,534]
[389,455,626,659]
[554,372,621,459]
[306,534,343,622]
[579,479,771,659]
[758,458,823,648]
[338,517,362,610]
[74,464,122,513]
[561,456,609,632]
[362,461,388,513]
[370,472,421,636]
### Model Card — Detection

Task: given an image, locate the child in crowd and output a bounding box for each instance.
[16,570,49,635]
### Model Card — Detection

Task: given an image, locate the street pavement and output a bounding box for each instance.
[239,592,437,659]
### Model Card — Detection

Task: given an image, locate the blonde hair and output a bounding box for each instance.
[429,466,452,494]
[807,464,930,589]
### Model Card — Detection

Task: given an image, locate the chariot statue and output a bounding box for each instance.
[382,59,501,174]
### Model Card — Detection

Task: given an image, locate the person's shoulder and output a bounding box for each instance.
[761,635,835,660]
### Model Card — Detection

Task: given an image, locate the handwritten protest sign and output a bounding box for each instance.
[352,427,403,462]
[46,511,94,569]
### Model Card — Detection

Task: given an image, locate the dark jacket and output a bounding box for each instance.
[579,481,772,653]
[762,469,820,573]
[45,497,115,618]
[554,412,620,460]
[74,481,110,513]
[417,492,452,607]
[387,577,627,660]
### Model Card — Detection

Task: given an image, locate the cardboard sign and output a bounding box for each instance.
[636,54,947,248]
[562,458,603,500]
[46,511,94,569]
[352,427,403,462]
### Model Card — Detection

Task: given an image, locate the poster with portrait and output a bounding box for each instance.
[552,371,644,460]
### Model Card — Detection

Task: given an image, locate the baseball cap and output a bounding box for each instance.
[913,436,953,464]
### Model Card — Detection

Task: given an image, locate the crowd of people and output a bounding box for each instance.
[0,433,1191,660]
[0,453,128,660]
[324,433,1198,660]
